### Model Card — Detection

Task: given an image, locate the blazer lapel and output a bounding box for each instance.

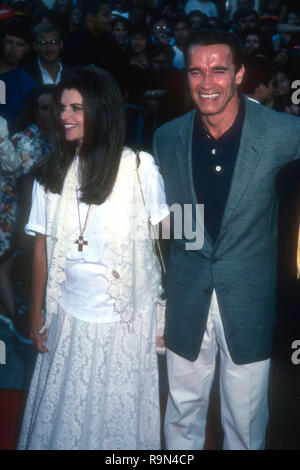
[176,110,214,249]
[216,99,266,246]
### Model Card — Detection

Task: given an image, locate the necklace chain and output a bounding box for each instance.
[75,187,92,251]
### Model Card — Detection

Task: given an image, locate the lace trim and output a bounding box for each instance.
[103,149,160,328]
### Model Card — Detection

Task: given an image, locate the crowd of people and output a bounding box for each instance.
[0,0,299,451]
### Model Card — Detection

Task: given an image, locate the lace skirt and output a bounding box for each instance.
[17,304,161,450]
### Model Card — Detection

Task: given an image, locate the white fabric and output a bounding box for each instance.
[184,0,218,17]
[17,303,160,450]
[37,58,63,85]
[165,290,270,450]
[18,148,167,450]
[172,45,185,70]
[26,150,169,323]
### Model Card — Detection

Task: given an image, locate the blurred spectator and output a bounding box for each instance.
[236,0,255,10]
[111,15,129,52]
[0,18,37,126]
[0,85,55,336]
[111,0,129,19]
[62,0,115,69]
[129,5,146,25]
[25,21,71,85]
[151,15,172,45]
[184,0,218,18]
[261,0,289,23]
[231,7,259,36]
[272,67,294,111]
[109,15,131,93]
[239,56,275,107]
[125,22,153,103]
[69,5,83,32]
[242,28,272,58]
[188,10,208,32]
[161,1,176,19]
[172,14,191,70]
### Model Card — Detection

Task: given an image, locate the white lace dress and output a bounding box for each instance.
[17,151,169,450]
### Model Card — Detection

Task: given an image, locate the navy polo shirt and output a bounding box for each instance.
[192,97,246,243]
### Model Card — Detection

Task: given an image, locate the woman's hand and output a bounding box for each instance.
[30,311,48,353]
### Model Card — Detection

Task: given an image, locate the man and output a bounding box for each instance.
[239,57,275,107]
[0,18,37,125]
[153,28,300,450]
[25,22,71,85]
[62,0,115,69]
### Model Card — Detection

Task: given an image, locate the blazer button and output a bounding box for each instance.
[112,270,120,279]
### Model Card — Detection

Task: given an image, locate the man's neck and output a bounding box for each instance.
[84,20,104,39]
[0,59,17,75]
[39,59,60,81]
[200,100,240,140]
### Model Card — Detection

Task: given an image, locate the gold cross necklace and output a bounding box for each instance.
[74,187,92,252]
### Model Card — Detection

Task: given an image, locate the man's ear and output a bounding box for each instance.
[236,64,245,86]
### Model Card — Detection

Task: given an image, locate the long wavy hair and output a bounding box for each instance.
[37,66,126,205]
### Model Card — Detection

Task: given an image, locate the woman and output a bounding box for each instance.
[0,86,54,328]
[17,67,169,450]
[111,16,130,52]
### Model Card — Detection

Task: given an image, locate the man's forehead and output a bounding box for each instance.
[38,31,60,39]
[5,34,26,43]
[190,44,233,61]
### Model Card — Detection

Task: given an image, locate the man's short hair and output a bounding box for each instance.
[0,17,32,43]
[82,0,110,19]
[185,28,244,72]
[172,13,191,30]
[233,7,259,24]
[33,21,62,42]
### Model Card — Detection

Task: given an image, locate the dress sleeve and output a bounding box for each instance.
[25,179,47,236]
[138,151,169,226]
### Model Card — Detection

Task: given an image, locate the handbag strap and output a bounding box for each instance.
[135,151,166,276]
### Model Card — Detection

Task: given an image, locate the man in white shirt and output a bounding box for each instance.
[184,0,218,17]
[26,21,71,85]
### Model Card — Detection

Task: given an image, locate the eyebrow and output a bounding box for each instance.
[188,66,229,72]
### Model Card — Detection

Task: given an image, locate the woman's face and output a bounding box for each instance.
[111,21,128,46]
[60,88,84,145]
[131,33,146,53]
[245,34,260,53]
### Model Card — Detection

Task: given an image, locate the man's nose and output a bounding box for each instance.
[200,73,213,89]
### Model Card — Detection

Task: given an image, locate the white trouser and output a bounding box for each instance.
[165,290,270,450]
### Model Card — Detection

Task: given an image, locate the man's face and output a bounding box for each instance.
[238,14,258,31]
[35,31,63,65]
[3,34,29,66]
[187,44,244,118]
[93,3,113,32]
